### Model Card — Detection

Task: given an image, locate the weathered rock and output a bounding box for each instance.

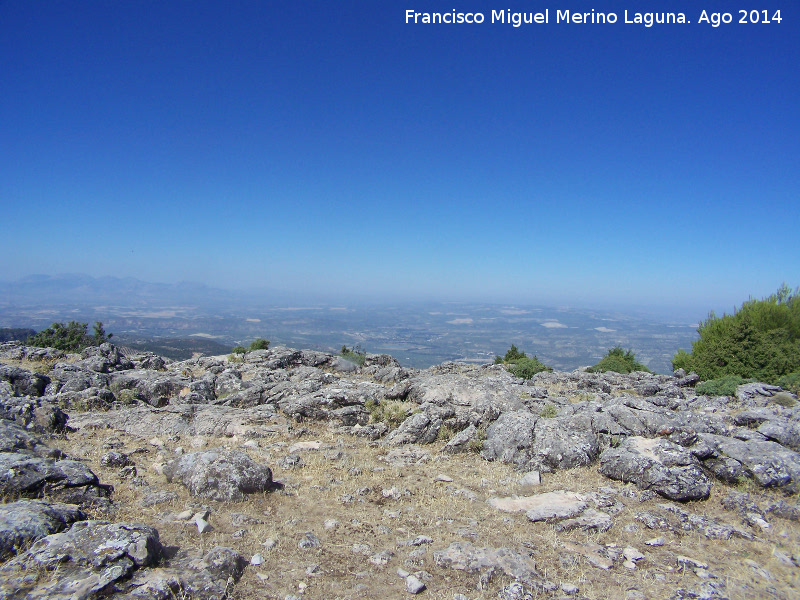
[599,436,711,501]
[0,500,85,559]
[0,365,49,397]
[0,396,68,433]
[698,433,800,492]
[385,411,442,445]
[433,541,542,586]
[487,491,588,522]
[481,411,538,468]
[0,451,112,504]
[0,520,161,598]
[163,449,273,501]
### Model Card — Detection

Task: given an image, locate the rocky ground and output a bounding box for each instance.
[0,341,798,600]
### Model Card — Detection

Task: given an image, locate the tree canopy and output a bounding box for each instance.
[672,284,800,383]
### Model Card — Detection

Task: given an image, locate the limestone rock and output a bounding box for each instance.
[599,436,711,501]
[163,449,273,501]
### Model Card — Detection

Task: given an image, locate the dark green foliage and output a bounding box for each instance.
[27,321,111,352]
[248,338,270,351]
[93,321,112,344]
[0,328,36,343]
[672,284,800,383]
[587,346,651,374]
[696,375,755,397]
[496,344,552,379]
[231,345,247,354]
[508,356,552,379]
[777,372,800,394]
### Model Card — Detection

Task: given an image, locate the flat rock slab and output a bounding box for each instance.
[487,490,588,522]
[433,541,541,585]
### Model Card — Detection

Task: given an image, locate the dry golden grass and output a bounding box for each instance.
[49,418,800,600]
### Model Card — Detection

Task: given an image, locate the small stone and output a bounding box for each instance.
[405,575,426,594]
[677,555,708,570]
[324,519,339,529]
[561,583,579,595]
[250,553,264,565]
[174,446,184,455]
[695,568,715,579]
[176,510,194,520]
[519,470,541,486]
[149,437,164,447]
[352,544,371,555]
[623,560,637,570]
[645,537,665,547]
[262,538,277,550]
[369,550,394,565]
[193,509,211,522]
[195,518,211,533]
[623,547,645,562]
[243,440,259,448]
[412,535,433,546]
[298,531,321,549]
[397,568,410,578]
[306,564,320,575]
[434,474,453,482]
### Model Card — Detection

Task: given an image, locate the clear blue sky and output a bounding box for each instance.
[2,1,797,315]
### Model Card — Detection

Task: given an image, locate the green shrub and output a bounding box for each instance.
[496,344,552,379]
[587,346,651,374]
[340,344,366,366]
[27,321,112,352]
[696,375,755,397]
[777,372,800,394]
[231,345,247,354]
[672,284,800,383]
[508,356,552,379]
[248,338,270,351]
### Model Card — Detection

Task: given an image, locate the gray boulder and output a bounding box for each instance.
[0,396,68,433]
[481,411,538,469]
[698,433,800,492]
[599,436,711,501]
[0,451,112,504]
[530,416,600,472]
[163,449,273,501]
[0,500,85,559]
[385,411,442,445]
[0,365,49,397]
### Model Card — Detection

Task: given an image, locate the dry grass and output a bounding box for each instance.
[49,419,800,600]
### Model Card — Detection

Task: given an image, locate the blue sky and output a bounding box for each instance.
[1,1,797,316]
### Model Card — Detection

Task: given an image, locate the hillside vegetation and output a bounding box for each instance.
[587,346,651,374]
[673,284,800,384]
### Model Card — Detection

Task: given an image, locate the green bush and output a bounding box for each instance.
[27,321,111,352]
[248,338,270,351]
[508,356,552,379]
[496,344,552,379]
[672,284,800,383]
[231,345,247,354]
[340,344,366,366]
[587,346,651,374]
[696,375,755,397]
[776,372,800,394]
